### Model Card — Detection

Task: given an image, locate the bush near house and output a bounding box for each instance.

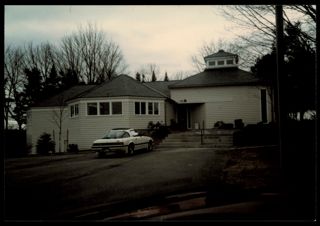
[67,144,79,153]
[36,133,55,155]
[214,121,234,129]
[233,122,278,146]
[4,129,29,158]
[147,121,170,144]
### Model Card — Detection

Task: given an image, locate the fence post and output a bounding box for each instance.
[201,120,204,145]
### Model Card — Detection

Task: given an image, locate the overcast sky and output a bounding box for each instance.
[5,5,243,79]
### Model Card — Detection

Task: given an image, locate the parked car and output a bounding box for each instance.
[91,128,153,157]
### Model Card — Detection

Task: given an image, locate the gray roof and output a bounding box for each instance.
[169,68,263,89]
[204,50,237,59]
[78,74,165,99]
[33,85,96,107]
[144,80,179,97]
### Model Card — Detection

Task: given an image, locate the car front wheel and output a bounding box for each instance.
[128,143,135,155]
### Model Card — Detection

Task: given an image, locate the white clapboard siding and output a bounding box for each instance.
[27,107,69,154]
[127,99,165,130]
[73,97,165,150]
[171,86,272,128]
[165,101,176,126]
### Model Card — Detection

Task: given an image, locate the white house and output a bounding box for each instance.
[26,50,272,154]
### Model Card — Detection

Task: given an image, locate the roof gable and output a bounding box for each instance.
[204,50,237,59]
[144,80,179,97]
[77,74,165,99]
[33,85,96,107]
[169,68,263,89]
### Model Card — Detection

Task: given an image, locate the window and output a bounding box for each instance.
[100,102,110,115]
[148,102,153,115]
[135,102,146,115]
[70,104,79,118]
[141,102,146,114]
[218,60,224,65]
[261,89,267,123]
[208,61,215,66]
[122,132,130,138]
[112,102,122,115]
[70,105,74,117]
[135,102,140,114]
[227,59,233,65]
[154,102,159,115]
[87,103,98,115]
[75,104,79,116]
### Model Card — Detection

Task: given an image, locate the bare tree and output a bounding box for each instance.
[173,70,191,80]
[59,23,128,84]
[218,5,316,60]
[24,42,58,84]
[137,63,161,82]
[51,95,68,153]
[190,39,252,72]
[4,45,26,130]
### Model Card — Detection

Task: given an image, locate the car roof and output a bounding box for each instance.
[111,128,132,130]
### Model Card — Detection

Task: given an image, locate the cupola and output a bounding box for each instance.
[204,49,239,69]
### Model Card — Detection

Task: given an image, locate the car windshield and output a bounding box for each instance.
[102,130,126,139]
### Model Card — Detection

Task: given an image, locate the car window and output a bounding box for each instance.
[102,130,125,139]
[122,132,130,138]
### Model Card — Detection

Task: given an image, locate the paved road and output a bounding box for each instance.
[5,148,229,220]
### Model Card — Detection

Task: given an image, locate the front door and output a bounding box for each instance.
[177,105,191,130]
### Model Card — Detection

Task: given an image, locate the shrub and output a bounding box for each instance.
[234,119,244,129]
[67,144,79,153]
[214,121,224,128]
[233,122,278,146]
[36,133,55,155]
[148,121,170,140]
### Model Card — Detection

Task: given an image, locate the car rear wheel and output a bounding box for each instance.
[128,143,135,155]
[147,141,153,152]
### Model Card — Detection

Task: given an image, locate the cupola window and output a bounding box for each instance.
[218,60,224,65]
[227,59,233,65]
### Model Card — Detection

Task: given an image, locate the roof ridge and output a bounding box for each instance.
[143,83,169,98]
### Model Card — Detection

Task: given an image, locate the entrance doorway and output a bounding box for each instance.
[177,105,191,130]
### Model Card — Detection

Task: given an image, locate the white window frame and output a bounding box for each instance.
[99,102,110,115]
[153,102,159,115]
[70,103,79,118]
[86,101,123,116]
[135,101,147,115]
[111,101,123,115]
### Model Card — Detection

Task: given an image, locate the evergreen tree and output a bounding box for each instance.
[60,68,79,90]
[43,64,62,99]
[164,72,169,81]
[136,72,141,82]
[23,67,43,106]
[142,74,145,83]
[251,22,315,120]
[151,70,157,82]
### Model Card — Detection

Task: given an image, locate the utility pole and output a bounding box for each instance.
[275,5,286,171]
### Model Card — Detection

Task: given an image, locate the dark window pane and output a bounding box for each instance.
[70,105,74,117]
[148,102,153,115]
[154,102,159,115]
[218,60,224,65]
[227,59,233,65]
[135,102,140,114]
[75,104,79,116]
[141,102,146,114]
[87,103,97,115]
[209,61,215,66]
[100,102,110,115]
[112,102,122,115]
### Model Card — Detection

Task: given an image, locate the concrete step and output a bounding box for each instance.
[156,143,233,148]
